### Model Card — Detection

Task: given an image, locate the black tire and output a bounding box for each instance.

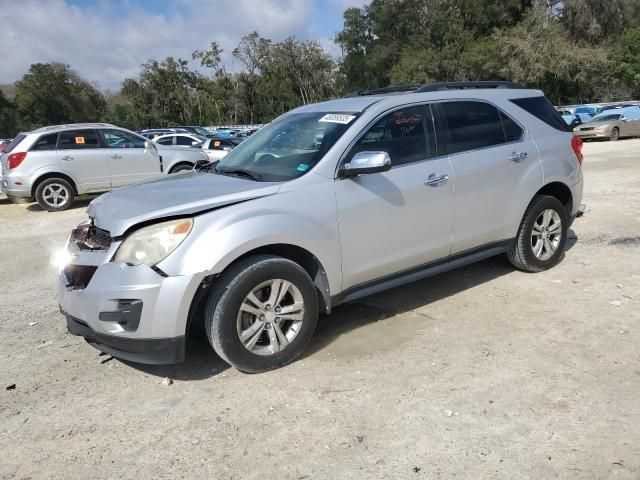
[508,195,569,272]
[35,178,75,211]
[169,163,193,174]
[205,255,319,373]
[609,127,620,141]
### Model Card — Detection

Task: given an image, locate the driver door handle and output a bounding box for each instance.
[110,154,123,160]
[424,173,449,186]
[61,155,74,161]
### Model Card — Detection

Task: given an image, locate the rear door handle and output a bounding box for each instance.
[510,151,528,162]
[424,173,449,186]
[61,155,74,161]
[110,154,122,160]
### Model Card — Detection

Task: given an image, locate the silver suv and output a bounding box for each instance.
[58,82,584,372]
[1,123,208,211]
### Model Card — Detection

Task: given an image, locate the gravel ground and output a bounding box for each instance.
[1,139,639,479]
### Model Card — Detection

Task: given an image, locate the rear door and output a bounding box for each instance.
[436,100,541,253]
[101,129,161,186]
[56,129,111,192]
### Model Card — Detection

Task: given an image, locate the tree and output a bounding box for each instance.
[612,27,640,97]
[13,63,105,131]
[0,89,17,137]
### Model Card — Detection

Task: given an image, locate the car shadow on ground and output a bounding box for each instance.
[26,195,98,212]
[124,230,579,380]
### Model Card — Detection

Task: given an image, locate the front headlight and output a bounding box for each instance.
[113,218,193,266]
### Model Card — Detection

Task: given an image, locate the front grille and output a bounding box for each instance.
[71,224,112,251]
[580,127,594,131]
[64,265,97,290]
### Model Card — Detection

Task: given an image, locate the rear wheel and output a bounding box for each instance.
[205,255,319,373]
[609,127,620,141]
[35,178,75,211]
[508,195,569,272]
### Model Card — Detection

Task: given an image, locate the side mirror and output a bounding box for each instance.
[341,151,392,178]
[621,117,627,122]
[144,140,155,150]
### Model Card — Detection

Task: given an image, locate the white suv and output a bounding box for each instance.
[58,82,584,372]
[0,123,208,211]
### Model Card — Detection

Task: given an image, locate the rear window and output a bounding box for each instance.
[510,96,570,132]
[5,135,27,153]
[57,130,100,149]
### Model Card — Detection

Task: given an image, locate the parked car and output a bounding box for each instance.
[573,112,640,141]
[574,105,602,121]
[154,133,206,148]
[0,123,207,211]
[139,128,190,140]
[557,110,581,129]
[167,125,212,137]
[201,138,239,162]
[58,81,583,372]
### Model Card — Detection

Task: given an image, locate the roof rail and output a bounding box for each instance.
[415,81,525,92]
[345,84,423,97]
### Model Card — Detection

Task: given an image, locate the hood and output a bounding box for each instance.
[87,172,281,236]
[578,120,616,129]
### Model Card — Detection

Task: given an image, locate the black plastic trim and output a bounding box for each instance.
[63,309,185,364]
[332,240,513,306]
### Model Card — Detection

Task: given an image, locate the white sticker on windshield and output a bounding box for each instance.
[319,114,356,124]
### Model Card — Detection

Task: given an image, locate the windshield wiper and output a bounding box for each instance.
[217,168,263,181]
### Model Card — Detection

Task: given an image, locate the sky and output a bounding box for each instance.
[1,0,369,90]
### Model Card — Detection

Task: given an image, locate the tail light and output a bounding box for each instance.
[7,152,27,169]
[571,136,583,165]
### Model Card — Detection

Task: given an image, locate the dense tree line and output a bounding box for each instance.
[1,0,640,138]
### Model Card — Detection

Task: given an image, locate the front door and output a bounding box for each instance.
[101,129,161,186]
[335,104,454,291]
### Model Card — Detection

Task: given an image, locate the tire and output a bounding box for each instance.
[169,163,193,174]
[609,127,620,141]
[205,255,319,373]
[35,178,75,212]
[508,195,569,273]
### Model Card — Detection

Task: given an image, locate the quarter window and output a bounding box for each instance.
[57,130,100,150]
[30,133,58,151]
[347,105,437,166]
[500,112,524,142]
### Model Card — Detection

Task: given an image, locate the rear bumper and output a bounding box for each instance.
[1,173,32,197]
[63,310,185,364]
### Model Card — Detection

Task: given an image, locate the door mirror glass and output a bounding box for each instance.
[621,117,627,122]
[145,140,155,150]
[342,151,391,177]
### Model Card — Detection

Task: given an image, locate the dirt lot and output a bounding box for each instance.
[1,139,639,479]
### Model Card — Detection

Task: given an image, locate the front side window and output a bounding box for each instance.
[216,112,358,182]
[439,101,515,155]
[102,129,146,148]
[57,130,100,150]
[30,133,58,151]
[346,105,437,166]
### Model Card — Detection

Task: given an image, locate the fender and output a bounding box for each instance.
[29,167,82,194]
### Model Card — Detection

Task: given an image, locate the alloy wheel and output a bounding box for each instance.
[42,183,69,208]
[531,209,562,261]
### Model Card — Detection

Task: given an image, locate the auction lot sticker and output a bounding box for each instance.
[319,114,356,124]
[75,136,85,144]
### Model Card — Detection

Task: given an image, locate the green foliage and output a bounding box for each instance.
[612,27,640,97]
[0,89,17,137]
[13,63,105,131]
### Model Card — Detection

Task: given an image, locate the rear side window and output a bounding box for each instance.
[30,133,59,151]
[510,96,570,132]
[347,105,437,166]
[439,101,507,154]
[102,129,146,148]
[5,135,27,153]
[156,137,174,145]
[176,136,198,146]
[57,130,100,149]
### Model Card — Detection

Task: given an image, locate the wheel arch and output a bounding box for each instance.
[535,181,573,214]
[31,172,79,197]
[168,161,195,174]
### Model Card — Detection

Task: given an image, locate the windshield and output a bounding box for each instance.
[593,114,622,122]
[192,127,210,137]
[575,107,596,114]
[215,112,357,182]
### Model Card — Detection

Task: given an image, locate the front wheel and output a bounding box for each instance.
[508,195,569,272]
[609,127,620,141]
[205,255,319,373]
